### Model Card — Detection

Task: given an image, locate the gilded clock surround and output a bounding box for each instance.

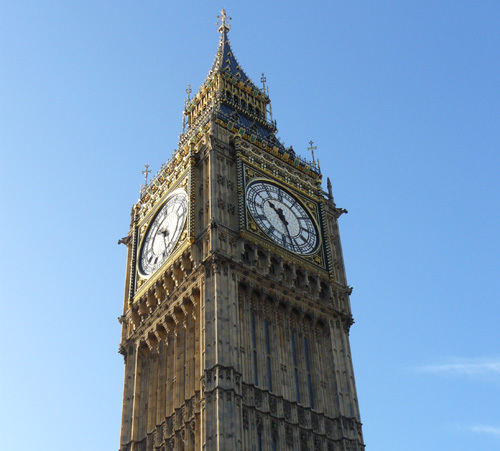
[245,179,320,255]
[132,168,195,298]
[118,10,364,451]
[138,188,188,277]
[239,160,331,277]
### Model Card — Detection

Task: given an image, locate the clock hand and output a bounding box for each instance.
[268,202,289,226]
[282,222,295,249]
[268,201,295,250]
[161,228,170,247]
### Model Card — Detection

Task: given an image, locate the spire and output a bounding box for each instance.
[179,11,319,177]
[208,9,259,89]
[183,9,270,133]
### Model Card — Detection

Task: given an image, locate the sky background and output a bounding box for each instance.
[1,1,499,450]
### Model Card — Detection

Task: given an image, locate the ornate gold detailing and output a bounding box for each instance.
[238,161,331,277]
[216,117,320,178]
[217,9,231,33]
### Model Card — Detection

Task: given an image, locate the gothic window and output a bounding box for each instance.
[308,275,316,294]
[304,336,314,409]
[295,270,305,288]
[257,250,266,270]
[284,264,293,284]
[257,431,262,451]
[242,244,252,263]
[269,257,279,276]
[265,320,273,392]
[252,313,258,386]
[320,282,329,300]
[291,331,300,404]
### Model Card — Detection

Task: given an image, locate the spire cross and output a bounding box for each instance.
[217,9,231,33]
[261,73,266,90]
[307,140,317,165]
[142,164,151,185]
[186,84,192,102]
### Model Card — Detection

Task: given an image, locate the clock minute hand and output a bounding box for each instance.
[269,201,295,249]
[282,221,295,250]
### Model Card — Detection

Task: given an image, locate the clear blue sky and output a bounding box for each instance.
[1,2,499,450]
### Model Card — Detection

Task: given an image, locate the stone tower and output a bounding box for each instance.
[118,10,364,451]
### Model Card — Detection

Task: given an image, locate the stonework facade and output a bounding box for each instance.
[118,11,364,451]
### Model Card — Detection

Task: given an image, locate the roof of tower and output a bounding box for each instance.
[205,11,260,92]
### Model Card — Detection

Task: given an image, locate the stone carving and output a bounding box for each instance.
[271,419,278,437]
[256,413,263,430]
[242,408,249,429]
[286,426,293,446]
[270,397,277,415]
[284,401,291,421]
[255,390,262,408]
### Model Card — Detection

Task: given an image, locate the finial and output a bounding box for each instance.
[142,163,151,185]
[184,84,192,133]
[265,76,273,122]
[307,140,317,166]
[327,177,334,202]
[217,8,231,33]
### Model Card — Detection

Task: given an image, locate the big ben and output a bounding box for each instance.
[118,10,364,451]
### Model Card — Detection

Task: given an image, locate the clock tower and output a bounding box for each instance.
[118,10,364,451]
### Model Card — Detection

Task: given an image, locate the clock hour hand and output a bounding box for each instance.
[268,202,289,226]
[159,228,170,247]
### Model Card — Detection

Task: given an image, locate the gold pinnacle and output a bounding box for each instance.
[217,8,231,33]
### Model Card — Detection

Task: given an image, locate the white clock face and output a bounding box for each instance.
[246,180,319,255]
[139,188,188,276]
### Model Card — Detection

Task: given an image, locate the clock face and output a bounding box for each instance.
[139,188,188,276]
[246,180,319,255]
